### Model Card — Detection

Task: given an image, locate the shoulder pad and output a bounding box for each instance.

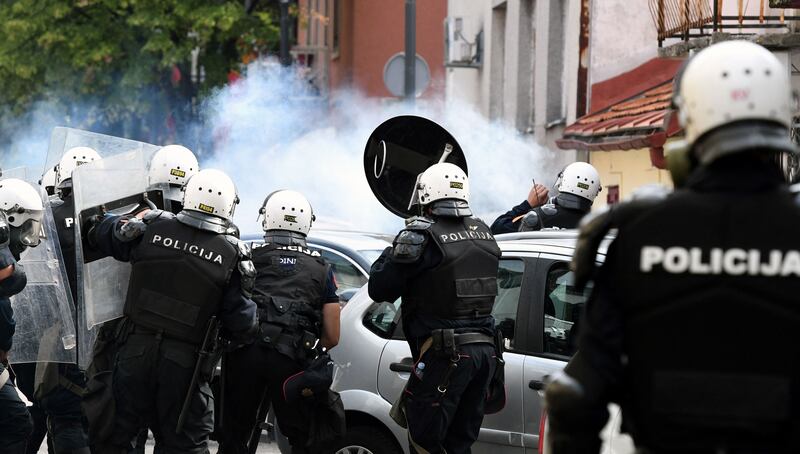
[518,210,541,232]
[403,215,434,231]
[225,235,252,259]
[391,228,429,264]
[572,198,662,290]
[142,209,175,224]
[540,203,558,216]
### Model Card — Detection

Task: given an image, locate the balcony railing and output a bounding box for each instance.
[649,0,799,45]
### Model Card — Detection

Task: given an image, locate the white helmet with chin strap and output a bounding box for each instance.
[148,145,199,188]
[673,40,795,163]
[40,167,57,196]
[0,178,44,247]
[259,190,315,235]
[181,169,239,221]
[409,162,470,209]
[55,146,101,190]
[556,162,602,202]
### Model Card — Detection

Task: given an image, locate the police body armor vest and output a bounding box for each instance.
[52,195,78,302]
[251,243,328,337]
[532,203,585,230]
[406,217,500,319]
[610,188,800,450]
[124,217,238,344]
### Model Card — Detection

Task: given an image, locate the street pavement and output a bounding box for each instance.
[37,437,282,453]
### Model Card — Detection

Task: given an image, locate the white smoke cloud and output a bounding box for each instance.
[204,59,562,235]
[0,58,565,235]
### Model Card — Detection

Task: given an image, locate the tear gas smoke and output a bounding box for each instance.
[204,60,563,235]
[1,59,566,236]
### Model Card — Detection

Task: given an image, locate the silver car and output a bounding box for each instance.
[243,229,392,300]
[328,231,611,453]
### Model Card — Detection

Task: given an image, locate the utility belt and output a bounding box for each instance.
[428,328,495,357]
[259,321,319,363]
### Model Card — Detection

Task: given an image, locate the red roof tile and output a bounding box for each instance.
[558,77,683,154]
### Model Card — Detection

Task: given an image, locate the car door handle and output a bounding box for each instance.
[390,358,414,373]
[529,375,550,391]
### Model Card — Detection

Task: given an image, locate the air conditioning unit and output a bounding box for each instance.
[444,17,482,68]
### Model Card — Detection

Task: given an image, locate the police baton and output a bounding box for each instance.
[176,317,219,434]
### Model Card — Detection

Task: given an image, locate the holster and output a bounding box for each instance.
[485,329,507,414]
[430,329,457,357]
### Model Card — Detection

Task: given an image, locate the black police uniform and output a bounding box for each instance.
[89,211,257,454]
[490,193,591,234]
[220,238,339,454]
[369,212,501,454]
[546,156,800,453]
[0,235,34,454]
[33,193,90,454]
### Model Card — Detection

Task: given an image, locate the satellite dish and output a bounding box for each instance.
[383,53,431,98]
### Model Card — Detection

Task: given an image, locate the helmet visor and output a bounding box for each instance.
[17,216,42,247]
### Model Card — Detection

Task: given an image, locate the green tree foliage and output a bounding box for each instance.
[0,0,280,143]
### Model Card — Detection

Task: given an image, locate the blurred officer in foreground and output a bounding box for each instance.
[545,41,800,453]
[0,179,45,454]
[37,147,101,454]
[220,190,341,454]
[88,169,257,454]
[369,162,501,454]
[491,162,601,234]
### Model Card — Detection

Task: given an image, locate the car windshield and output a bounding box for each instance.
[358,249,385,266]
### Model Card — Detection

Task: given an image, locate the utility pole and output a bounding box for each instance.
[404,0,416,102]
[279,0,292,66]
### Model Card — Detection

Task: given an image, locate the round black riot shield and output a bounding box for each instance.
[363,115,468,218]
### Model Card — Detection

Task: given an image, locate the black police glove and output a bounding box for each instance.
[0,263,26,298]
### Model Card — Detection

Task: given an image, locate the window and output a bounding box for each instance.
[363,298,402,339]
[493,259,525,351]
[318,250,367,295]
[543,264,593,357]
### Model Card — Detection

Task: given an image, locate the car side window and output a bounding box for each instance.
[363,298,402,339]
[318,249,368,294]
[543,263,593,357]
[493,259,525,352]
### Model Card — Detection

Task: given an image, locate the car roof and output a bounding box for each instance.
[495,230,612,258]
[241,229,393,273]
[242,229,392,249]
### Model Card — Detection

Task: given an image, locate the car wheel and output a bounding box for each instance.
[332,425,403,454]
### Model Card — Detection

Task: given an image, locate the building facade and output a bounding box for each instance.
[294,0,447,99]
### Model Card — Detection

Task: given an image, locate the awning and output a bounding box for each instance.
[556,58,685,168]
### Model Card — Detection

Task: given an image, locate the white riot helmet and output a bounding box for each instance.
[556,162,602,201]
[259,190,315,235]
[674,40,795,163]
[182,169,239,221]
[0,179,44,247]
[40,167,57,196]
[55,146,101,189]
[148,145,199,188]
[410,162,470,209]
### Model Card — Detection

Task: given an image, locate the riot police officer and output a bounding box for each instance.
[545,41,800,453]
[220,189,340,454]
[0,178,45,454]
[369,162,501,454]
[82,144,200,453]
[490,162,601,233]
[35,146,102,454]
[88,168,257,454]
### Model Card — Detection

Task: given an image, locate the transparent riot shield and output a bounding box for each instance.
[44,127,160,177]
[7,173,77,364]
[53,133,158,369]
[72,149,157,368]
